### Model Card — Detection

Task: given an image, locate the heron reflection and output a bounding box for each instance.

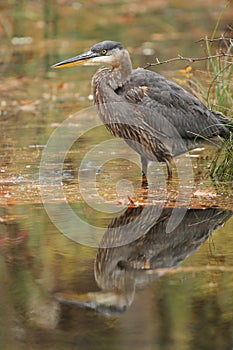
[56,205,232,315]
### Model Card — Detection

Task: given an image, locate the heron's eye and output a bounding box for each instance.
[101,49,107,55]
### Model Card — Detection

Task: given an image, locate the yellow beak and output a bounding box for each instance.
[51,50,98,68]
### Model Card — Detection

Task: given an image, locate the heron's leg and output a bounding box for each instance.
[141,156,148,187]
[165,159,172,181]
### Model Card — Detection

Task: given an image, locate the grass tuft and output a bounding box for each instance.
[180,25,233,182]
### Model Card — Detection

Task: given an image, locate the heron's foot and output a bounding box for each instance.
[141,178,148,188]
[141,171,148,188]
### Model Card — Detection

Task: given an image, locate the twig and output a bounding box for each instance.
[196,36,233,43]
[144,52,233,68]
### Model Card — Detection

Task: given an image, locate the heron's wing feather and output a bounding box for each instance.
[122,68,229,140]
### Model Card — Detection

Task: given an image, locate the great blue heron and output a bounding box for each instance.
[52,40,231,183]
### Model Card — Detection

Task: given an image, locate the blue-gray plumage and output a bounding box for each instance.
[52,40,231,183]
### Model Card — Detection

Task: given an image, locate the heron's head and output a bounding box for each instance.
[52,41,127,69]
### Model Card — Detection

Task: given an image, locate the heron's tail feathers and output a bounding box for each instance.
[211,110,233,135]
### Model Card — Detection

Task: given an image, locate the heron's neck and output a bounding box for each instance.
[92,50,132,95]
[92,50,132,128]
[108,51,132,90]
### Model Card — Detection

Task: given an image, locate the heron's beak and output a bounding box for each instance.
[51,50,99,68]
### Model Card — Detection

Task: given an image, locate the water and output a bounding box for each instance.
[0,203,233,349]
[1,1,233,349]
